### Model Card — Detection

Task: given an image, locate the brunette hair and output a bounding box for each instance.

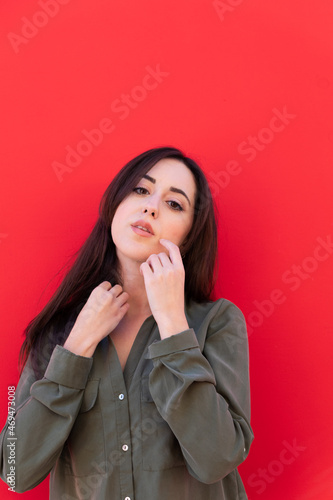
[19,146,218,378]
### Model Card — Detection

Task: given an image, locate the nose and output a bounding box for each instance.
[142,193,159,218]
[142,206,157,218]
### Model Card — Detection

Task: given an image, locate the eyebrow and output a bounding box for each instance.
[142,174,191,206]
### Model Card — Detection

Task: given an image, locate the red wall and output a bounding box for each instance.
[1,1,332,498]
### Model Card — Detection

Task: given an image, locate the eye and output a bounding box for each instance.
[133,186,149,195]
[167,200,183,211]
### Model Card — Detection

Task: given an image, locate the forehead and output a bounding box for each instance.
[145,159,197,199]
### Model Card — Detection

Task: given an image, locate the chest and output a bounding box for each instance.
[109,317,149,371]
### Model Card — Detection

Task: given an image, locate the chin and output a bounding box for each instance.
[118,245,157,263]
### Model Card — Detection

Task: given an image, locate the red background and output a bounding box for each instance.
[1,1,333,498]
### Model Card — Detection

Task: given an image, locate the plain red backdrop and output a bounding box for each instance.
[1,1,333,498]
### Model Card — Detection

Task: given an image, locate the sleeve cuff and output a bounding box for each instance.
[148,328,199,359]
[44,345,93,389]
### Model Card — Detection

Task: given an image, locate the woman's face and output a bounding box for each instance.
[111,158,197,266]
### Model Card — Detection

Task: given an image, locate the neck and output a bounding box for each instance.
[118,258,152,319]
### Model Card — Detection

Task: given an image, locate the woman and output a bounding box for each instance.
[0,146,254,499]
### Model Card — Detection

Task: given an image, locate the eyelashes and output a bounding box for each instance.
[132,187,184,211]
[167,200,183,211]
[133,187,149,195]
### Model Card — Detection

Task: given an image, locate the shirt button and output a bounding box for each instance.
[119,393,125,400]
[122,444,129,452]
[124,497,131,500]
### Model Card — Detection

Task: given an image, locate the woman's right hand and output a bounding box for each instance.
[63,281,129,357]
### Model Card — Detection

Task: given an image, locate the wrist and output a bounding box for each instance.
[156,314,189,340]
[63,328,97,358]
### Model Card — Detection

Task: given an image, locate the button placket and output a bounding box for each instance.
[107,339,134,500]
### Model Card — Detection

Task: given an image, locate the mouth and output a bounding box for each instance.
[131,220,154,237]
[133,224,151,233]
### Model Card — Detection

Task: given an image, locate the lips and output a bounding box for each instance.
[131,219,154,235]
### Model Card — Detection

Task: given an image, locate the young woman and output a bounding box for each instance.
[0,146,254,499]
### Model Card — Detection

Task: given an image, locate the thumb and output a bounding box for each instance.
[140,261,151,279]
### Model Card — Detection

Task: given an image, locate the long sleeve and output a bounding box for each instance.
[0,345,93,493]
[147,299,254,485]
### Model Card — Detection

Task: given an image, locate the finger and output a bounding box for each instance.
[156,252,172,267]
[159,239,182,264]
[120,302,130,313]
[146,253,164,272]
[99,281,112,291]
[116,291,129,306]
[110,284,123,297]
[140,261,153,277]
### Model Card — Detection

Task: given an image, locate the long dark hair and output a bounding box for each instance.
[19,146,218,378]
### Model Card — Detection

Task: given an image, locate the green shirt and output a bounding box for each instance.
[0,298,254,499]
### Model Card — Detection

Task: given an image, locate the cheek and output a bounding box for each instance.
[111,200,129,233]
[180,219,194,245]
[181,213,194,235]
[164,217,193,244]
[110,209,123,242]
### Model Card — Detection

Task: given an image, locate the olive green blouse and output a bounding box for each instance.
[0,298,254,499]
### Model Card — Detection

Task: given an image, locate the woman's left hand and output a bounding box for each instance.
[140,239,190,339]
